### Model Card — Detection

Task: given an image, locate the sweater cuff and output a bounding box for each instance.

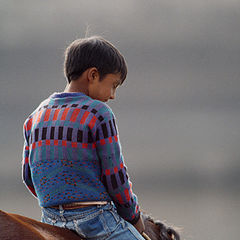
[128,211,141,225]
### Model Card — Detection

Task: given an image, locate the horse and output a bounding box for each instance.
[0,209,180,240]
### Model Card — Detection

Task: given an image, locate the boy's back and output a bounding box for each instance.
[24,93,112,204]
[22,36,145,239]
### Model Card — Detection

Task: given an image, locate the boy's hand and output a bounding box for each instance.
[133,213,145,234]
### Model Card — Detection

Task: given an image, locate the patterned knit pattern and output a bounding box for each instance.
[22,92,140,224]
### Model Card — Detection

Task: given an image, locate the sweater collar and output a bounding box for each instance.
[50,92,88,99]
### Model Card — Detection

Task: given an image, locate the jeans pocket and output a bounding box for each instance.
[74,209,110,240]
[102,208,121,233]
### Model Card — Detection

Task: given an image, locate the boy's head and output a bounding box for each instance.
[64,36,127,85]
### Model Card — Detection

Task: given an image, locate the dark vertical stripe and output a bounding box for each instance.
[98,116,104,122]
[88,131,93,143]
[111,174,118,189]
[109,120,114,136]
[101,123,108,138]
[124,203,130,208]
[124,167,129,180]
[58,127,63,140]
[50,127,55,139]
[114,202,121,207]
[77,130,83,142]
[113,119,117,133]
[42,127,47,140]
[102,175,108,191]
[67,128,73,141]
[35,129,39,142]
[118,170,125,185]
[96,128,100,141]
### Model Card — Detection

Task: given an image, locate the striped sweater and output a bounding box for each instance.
[22,92,140,224]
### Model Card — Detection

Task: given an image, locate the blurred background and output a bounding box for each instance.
[1,0,240,239]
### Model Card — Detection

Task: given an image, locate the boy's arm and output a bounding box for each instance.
[95,111,141,224]
[22,120,37,197]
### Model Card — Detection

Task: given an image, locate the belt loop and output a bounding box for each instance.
[59,205,64,216]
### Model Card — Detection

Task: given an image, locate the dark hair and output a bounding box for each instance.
[64,36,127,84]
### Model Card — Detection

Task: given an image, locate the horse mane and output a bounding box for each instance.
[142,213,181,240]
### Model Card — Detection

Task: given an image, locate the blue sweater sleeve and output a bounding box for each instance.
[94,109,140,224]
[22,118,37,197]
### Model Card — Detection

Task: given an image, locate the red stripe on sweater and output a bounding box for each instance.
[33,112,38,125]
[26,118,32,131]
[80,111,90,124]
[88,116,97,129]
[37,110,43,123]
[25,157,29,164]
[70,109,80,122]
[53,109,60,121]
[38,140,42,147]
[61,108,70,120]
[44,109,51,122]
[116,193,123,204]
[124,189,130,201]
[82,143,88,148]
[72,142,77,148]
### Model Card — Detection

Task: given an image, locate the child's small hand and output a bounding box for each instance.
[133,213,145,234]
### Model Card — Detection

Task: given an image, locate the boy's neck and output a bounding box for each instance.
[64,78,88,95]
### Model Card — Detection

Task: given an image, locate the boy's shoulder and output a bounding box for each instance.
[23,93,117,129]
[88,99,116,121]
[24,97,50,120]
[24,97,47,118]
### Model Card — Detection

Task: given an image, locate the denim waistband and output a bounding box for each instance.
[41,202,114,221]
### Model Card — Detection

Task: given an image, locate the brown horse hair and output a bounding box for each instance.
[0,210,181,240]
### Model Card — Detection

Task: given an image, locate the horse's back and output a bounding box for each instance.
[0,209,180,240]
[0,210,82,240]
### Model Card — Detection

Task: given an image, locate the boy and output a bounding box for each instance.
[22,36,145,239]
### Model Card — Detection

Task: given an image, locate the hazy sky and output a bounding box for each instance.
[1,0,240,177]
[1,0,240,107]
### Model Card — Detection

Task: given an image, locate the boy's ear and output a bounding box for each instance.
[87,67,99,83]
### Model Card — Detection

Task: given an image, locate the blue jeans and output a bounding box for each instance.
[41,202,145,240]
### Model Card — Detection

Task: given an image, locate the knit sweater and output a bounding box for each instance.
[22,92,140,224]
